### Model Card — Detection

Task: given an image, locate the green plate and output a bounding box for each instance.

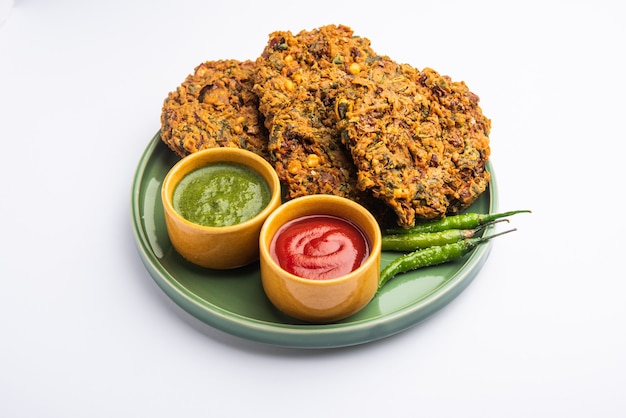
[131,132,498,349]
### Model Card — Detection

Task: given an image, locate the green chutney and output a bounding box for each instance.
[173,162,271,227]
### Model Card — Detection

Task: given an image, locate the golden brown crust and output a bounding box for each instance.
[336,59,491,227]
[160,59,269,159]
[253,25,390,219]
[159,25,491,228]
[253,24,378,126]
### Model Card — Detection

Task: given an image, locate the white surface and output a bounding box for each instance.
[1,0,625,416]
[0,0,13,26]
[0,0,12,26]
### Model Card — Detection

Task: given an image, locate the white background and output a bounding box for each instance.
[1,0,625,416]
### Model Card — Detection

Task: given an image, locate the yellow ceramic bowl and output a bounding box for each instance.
[161,147,281,270]
[259,194,382,323]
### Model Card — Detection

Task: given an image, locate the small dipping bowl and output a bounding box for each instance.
[259,194,382,323]
[161,147,281,270]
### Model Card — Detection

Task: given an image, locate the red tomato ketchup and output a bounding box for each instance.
[270,215,371,280]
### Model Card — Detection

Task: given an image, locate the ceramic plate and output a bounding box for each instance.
[131,132,497,349]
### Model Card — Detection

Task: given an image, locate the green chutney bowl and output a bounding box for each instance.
[161,147,281,270]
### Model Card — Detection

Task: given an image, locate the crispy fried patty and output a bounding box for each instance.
[336,59,491,227]
[160,59,268,158]
[159,25,491,228]
[253,24,377,125]
[253,25,387,214]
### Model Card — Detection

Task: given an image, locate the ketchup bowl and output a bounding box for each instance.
[259,194,382,323]
[161,147,281,270]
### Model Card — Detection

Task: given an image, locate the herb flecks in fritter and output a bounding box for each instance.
[253,25,387,217]
[159,25,492,229]
[336,59,491,227]
[161,60,269,159]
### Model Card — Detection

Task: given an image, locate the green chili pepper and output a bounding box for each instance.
[378,229,516,291]
[385,210,530,235]
[382,228,476,252]
[381,220,507,252]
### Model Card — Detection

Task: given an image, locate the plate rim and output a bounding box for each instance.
[131,132,498,349]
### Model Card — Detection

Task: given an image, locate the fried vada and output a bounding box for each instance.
[336,59,491,227]
[253,25,389,216]
[161,59,269,159]
[158,25,492,229]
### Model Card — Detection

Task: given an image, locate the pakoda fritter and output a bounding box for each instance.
[160,59,269,159]
[252,25,383,211]
[158,24,491,229]
[253,24,377,124]
[336,58,491,227]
